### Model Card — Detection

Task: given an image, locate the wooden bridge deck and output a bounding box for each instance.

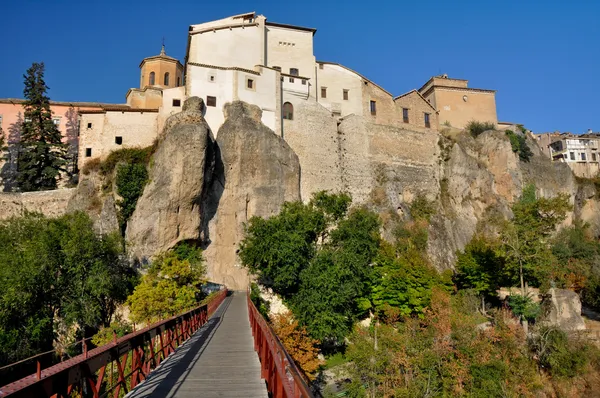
[126,291,268,398]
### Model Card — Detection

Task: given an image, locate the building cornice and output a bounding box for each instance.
[265,21,317,35]
[190,22,260,36]
[420,85,496,98]
[188,62,261,75]
[79,106,159,114]
[0,98,116,108]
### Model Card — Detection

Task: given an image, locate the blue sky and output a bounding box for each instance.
[0,0,598,133]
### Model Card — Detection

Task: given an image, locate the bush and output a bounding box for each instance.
[466,120,496,137]
[507,294,540,322]
[271,311,322,379]
[409,194,436,222]
[115,163,148,234]
[505,130,533,162]
[530,327,598,377]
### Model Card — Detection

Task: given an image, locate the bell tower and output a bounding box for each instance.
[139,43,184,89]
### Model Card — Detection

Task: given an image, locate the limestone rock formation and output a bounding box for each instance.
[539,288,586,331]
[67,172,119,235]
[126,97,214,261]
[202,101,300,290]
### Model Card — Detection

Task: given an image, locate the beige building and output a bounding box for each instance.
[72,12,507,170]
[538,132,600,178]
[418,74,497,129]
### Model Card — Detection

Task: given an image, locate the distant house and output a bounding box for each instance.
[545,132,600,178]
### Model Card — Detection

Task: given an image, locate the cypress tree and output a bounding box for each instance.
[16,62,67,191]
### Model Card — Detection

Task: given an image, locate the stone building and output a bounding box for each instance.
[418,74,497,128]
[2,12,505,174]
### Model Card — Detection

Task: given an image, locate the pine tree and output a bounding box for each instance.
[16,62,68,191]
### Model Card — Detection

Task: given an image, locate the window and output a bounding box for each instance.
[53,118,61,126]
[87,122,93,129]
[289,68,299,76]
[164,72,170,86]
[343,89,349,101]
[207,96,217,107]
[402,108,409,123]
[570,152,575,160]
[247,78,254,90]
[115,136,123,145]
[321,87,327,98]
[581,153,587,161]
[172,99,181,107]
[370,100,376,115]
[289,77,294,83]
[177,77,181,86]
[85,148,92,157]
[301,79,306,85]
[319,63,324,70]
[149,71,155,85]
[424,113,431,128]
[209,74,215,82]
[283,102,293,120]
[593,153,597,162]
[273,66,281,71]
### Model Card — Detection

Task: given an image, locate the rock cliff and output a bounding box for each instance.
[202,101,300,289]
[126,97,214,261]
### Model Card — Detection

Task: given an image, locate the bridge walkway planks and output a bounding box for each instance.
[126,291,268,398]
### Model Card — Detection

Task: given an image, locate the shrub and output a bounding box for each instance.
[271,311,322,379]
[505,130,533,162]
[507,294,540,322]
[115,163,148,234]
[409,194,436,222]
[250,283,270,320]
[466,120,496,137]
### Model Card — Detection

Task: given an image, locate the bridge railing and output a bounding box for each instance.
[0,288,228,398]
[247,292,314,398]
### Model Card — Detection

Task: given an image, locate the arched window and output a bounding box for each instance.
[164,72,170,86]
[149,71,155,85]
[283,102,293,120]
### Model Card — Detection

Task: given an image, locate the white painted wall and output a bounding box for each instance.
[188,17,265,70]
[316,64,365,117]
[266,25,315,92]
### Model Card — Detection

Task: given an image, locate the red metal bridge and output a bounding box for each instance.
[0,290,314,398]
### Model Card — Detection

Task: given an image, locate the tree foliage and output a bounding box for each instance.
[127,245,206,324]
[240,192,380,344]
[115,163,148,234]
[16,62,68,191]
[0,212,135,366]
[271,311,322,379]
[501,184,571,292]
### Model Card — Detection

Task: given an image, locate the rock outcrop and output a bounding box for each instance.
[539,288,586,331]
[202,101,300,289]
[126,97,214,261]
[67,171,119,235]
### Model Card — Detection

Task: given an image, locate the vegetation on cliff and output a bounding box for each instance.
[242,189,600,396]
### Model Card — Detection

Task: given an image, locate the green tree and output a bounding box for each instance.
[455,236,502,313]
[16,63,68,191]
[128,249,206,324]
[290,208,380,344]
[239,199,327,298]
[501,184,571,295]
[0,212,135,366]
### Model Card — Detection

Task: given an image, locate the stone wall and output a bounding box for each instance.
[0,188,75,220]
[394,90,439,131]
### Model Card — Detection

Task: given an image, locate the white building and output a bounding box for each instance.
[78,12,439,169]
[549,136,600,178]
